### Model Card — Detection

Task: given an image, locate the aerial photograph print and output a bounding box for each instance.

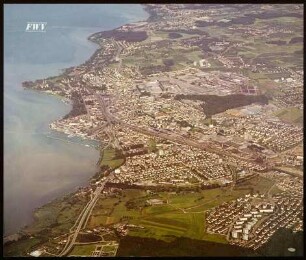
[3,2,304,257]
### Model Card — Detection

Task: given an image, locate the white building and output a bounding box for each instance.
[242,233,249,241]
[30,250,42,257]
[232,230,238,239]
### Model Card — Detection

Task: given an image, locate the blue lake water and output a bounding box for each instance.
[4,4,148,236]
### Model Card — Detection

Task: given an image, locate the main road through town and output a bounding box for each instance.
[93,93,268,168]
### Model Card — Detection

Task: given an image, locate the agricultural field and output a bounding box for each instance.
[86,175,277,243]
[122,42,203,72]
[69,241,119,257]
[69,244,96,256]
[87,189,148,228]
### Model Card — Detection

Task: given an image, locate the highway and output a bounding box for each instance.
[58,179,108,256]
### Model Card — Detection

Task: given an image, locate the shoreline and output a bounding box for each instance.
[4,4,303,257]
[4,4,151,242]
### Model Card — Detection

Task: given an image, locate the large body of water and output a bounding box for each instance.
[4,4,148,236]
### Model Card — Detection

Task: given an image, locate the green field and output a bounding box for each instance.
[69,244,96,256]
[274,107,303,125]
[129,202,228,243]
[122,43,202,72]
[88,190,148,228]
[100,147,125,169]
[88,215,108,227]
[103,245,117,253]
[90,175,276,242]
[86,178,276,243]
[6,175,277,256]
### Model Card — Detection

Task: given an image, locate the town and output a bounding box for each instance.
[6,3,303,257]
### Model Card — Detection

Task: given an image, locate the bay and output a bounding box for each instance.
[3,4,148,236]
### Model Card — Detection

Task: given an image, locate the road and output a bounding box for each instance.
[58,179,108,256]
[114,117,261,164]
[91,92,267,168]
[96,94,115,125]
[114,41,123,72]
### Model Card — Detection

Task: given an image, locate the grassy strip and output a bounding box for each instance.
[69,244,96,256]
[140,219,187,232]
